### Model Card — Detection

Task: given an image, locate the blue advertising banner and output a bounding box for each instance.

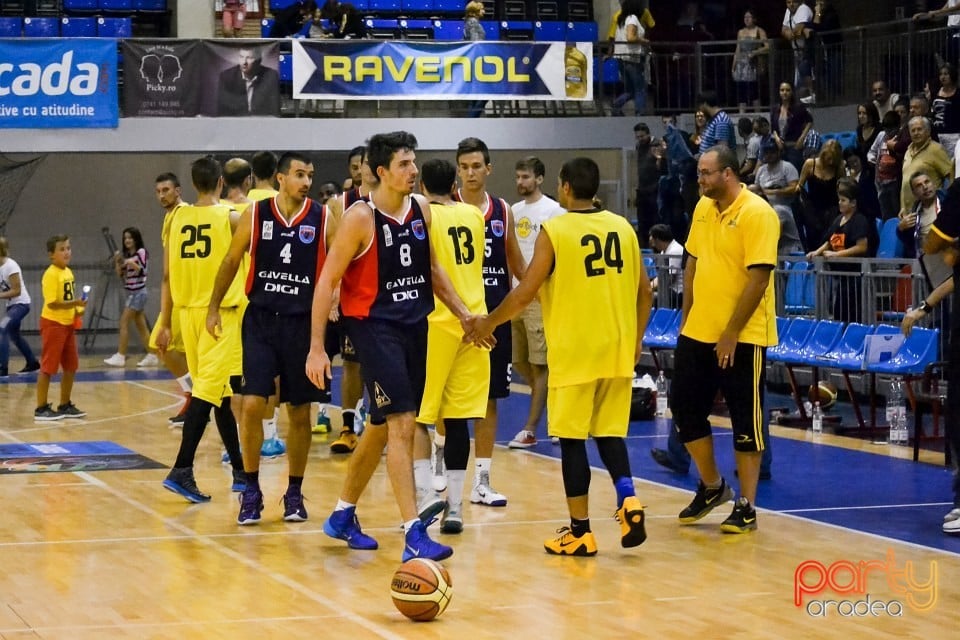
[293,40,593,101]
[0,39,119,129]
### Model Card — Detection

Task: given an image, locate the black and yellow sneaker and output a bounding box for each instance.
[615,496,647,548]
[544,527,598,556]
[679,479,733,523]
[720,497,758,533]
[330,429,358,453]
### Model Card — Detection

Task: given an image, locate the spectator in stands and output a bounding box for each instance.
[900,116,952,217]
[872,80,900,119]
[221,0,247,38]
[869,110,904,220]
[811,0,842,101]
[738,116,761,181]
[806,178,873,322]
[844,148,881,223]
[634,122,663,242]
[782,0,815,105]
[771,81,813,170]
[750,141,804,254]
[611,0,651,117]
[797,139,844,249]
[891,94,933,166]
[732,9,769,111]
[932,63,960,157]
[898,169,954,314]
[216,46,280,117]
[269,0,316,38]
[697,91,736,156]
[318,181,341,204]
[856,102,881,165]
[0,237,40,377]
[464,2,487,117]
[647,224,684,308]
[689,110,707,151]
[333,3,366,38]
[914,1,960,66]
[607,0,656,51]
[659,115,697,240]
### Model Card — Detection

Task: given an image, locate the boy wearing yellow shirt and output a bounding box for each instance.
[35,235,87,421]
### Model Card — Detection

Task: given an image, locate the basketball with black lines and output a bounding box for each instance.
[390,558,453,621]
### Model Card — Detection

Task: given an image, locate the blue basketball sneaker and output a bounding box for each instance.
[323,506,378,550]
[237,487,264,525]
[402,521,453,562]
[162,467,211,503]
[283,487,308,522]
[261,437,286,459]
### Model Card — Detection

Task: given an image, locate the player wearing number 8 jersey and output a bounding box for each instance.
[466,157,652,556]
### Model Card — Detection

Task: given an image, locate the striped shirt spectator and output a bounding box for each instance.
[697,91,737,155]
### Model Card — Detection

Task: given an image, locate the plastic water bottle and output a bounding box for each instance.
[655,370,669,417]
[811,401,823,434]
[886,379,908,445]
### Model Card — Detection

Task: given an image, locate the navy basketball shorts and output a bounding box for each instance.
[240,305,330,406]
[488,320,512,400]
[671,334,767,453]
[341,316,428,425]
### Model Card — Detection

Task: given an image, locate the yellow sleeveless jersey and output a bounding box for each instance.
[160,202,187,248]
[167,203,244,309]
[540,210,641,387]
[428,201,488,332]
[247,188,279,202]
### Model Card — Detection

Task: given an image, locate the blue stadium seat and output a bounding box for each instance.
[783,261,815,315]
[433,0,462,13]
[63,0,98,10]
[365,18,401,38]
[642,256,656,280]
[99,0,134,10]
[61,16,98,37]
[97,16,132,37]
[500,20,533,40]
[867,327,939,375]
[268,0,299,9]
[817,322,870,368]
[400,18,434,39]
[279,53,292,83]
[22,17,59,37]
[432,19,463,40]
[642,308,676,347]
[566,20,597,42]
[877,218,905,259]
[835,131,858,152]
[791,320,844,365]
[646,310,681,349]
[533,20,565,41]
[837,324,900,371]
[134,0,167,9]
[768,317,816,362]
[480,20,499,39]
[401,0,433,13]
[368,0,402,12]
[0,16,21,37]
[351,0,369,10]
[261,18,274,38]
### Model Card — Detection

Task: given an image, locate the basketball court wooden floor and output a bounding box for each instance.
[0,358,957,639]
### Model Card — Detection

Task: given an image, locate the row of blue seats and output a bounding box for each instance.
[62,0,165,10]
[769,317,937,376]
[0,15,131,37]
[263,17,597,42]
[266,0,590,16]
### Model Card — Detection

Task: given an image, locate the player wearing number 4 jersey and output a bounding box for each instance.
[466,157,652,556]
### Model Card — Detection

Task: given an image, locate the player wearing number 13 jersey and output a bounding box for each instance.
[467,157,652,556]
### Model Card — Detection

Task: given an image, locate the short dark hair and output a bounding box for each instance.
[633,122,650,134]
[421,158,457,196]
[367,131,418,175]
[704,145,740,172]
[909,170,933,187]
[515,156,545,178]
[649,224,673,243]
[155,172,180,187]
[737,117,754,137]
[251,151,278,181]
[836,176,859,201]
[456,137,491,165]
[558,157,600,201]
[347,145,366,163]
[191,155,222,193]
[881,110,901,130]
[46,234,69,253]
[698,90,720,108]
[223,158,252,189]
[277,151,313,175]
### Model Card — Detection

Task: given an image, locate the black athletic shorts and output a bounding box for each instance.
[488,321,512,400]
[342,316,428,425]
[671,334,767,453]
[240,305,330,406]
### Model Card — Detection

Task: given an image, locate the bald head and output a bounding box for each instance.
[223,158,253,191]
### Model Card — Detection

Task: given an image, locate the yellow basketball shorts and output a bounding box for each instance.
[180,306,241,405]
[547,377,632,440]
[417,325,490,424]
[148,307,184,352]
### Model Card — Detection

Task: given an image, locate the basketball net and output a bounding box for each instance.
[0,155,45,235]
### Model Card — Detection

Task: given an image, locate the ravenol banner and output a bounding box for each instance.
[0,39,118,129]
[293,40,593,101]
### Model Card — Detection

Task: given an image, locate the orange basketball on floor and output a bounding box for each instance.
[390,558,453,622]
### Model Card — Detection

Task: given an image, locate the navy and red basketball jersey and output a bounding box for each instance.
[456,190,511,310]
[343,187,366,210]
[340,196,434,324]
[246,196,326,315]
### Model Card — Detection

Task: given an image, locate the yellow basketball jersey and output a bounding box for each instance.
[540,210,641,387]
[167,204,243,309]
[247,188,279,202]
[428,201,488,332]
[160,202,187,249]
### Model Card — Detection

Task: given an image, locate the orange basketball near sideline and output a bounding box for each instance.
[390,558,453,622]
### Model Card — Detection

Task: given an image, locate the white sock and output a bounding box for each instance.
[263,418,278,440]
[434,432,446,447]
[447,469,466,509]
[403,518,420,532]
[335,499,355,511]
[272,407,280,422]
[475,458,492,485]
[413,459,431,494]
[176,373,192,392]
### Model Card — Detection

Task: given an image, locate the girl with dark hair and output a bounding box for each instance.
[771,81,813,170]
[932,62,960,157]
[732,8,769,109]
[611,0,650,116]
[856,102,881,163]
[104,227,156,368]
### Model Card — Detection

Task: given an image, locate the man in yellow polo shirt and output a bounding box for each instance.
[673,145,779,534]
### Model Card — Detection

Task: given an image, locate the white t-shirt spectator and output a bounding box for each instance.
[783,3,813,51]
[662,239,684,296]
[0,258,31,306]
[755,160,800,209]
[512,194,564,285]
[614,14,645,59]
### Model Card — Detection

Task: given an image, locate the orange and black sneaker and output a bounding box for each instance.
[615,496,647,548]
[544,527,598,556]
[720,497,758,534]
[329,429,358,453]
